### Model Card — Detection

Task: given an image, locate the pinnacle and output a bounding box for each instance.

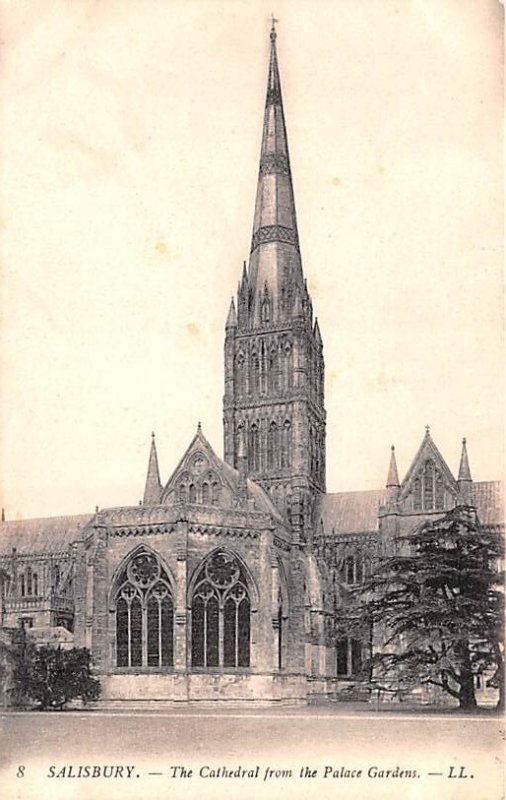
[458,437,472,482]
[386,445,400,488]
[143,432,162,505]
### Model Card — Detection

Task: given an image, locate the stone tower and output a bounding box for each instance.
[223,23,326,541]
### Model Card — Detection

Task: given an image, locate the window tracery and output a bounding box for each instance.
[191,550,251,669]
[412,459,446,511]
[115,550,174,669]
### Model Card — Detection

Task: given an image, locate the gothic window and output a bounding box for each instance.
[435,473,444,508]
[19,574,25,597]
[413,478,422,511]
[179,483,187,503]
[189,484,197,503]
[202,482,210,504]
[261,298,270,324]
[337,638,363,677]
[26,567,32,596]
[191,550,251,669]
[283,342,292,389]
[413,461,445,511]
[250,424,259,472]
[250,352,259,394]
[33,572,38,596]
[269,348,279,393]
[260,340,267,393]
[280,420,291,468]
[52,564,60,591]
[115,550,174,669]
[342,554,365,586]
[423,461,434,510]
[211,482,220,506]
[267,422,278,470]
[236,352,246,396]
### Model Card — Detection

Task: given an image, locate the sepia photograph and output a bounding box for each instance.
[0,1,503,799]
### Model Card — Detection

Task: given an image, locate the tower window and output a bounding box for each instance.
[250,352,259,393]
[280,420,291,469]
[267,422,278,470]
[250,424,259,472]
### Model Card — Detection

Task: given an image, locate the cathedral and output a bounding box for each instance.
[0,25,503,705]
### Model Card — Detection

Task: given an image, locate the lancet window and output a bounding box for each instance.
[282,342,292,389]
[191,550,251,669]
[280,420,291,469]
[269,347,279,393]
[250,424,260,472]
[337,638,363,677]
[413,460,445,511]
[236,352,246,396]
[342,553,366,586]
[115,550,174,669]
[267,422,278,470]
[19,567,39,598]
[250,352,259,394]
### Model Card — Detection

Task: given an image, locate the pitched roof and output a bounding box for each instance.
[0,514,94,556]
[317,490,386,535]
[473,481,504,526]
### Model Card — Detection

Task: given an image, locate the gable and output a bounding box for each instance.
[399,432,457,512]
[161,430,236,508]
[160,427,283,519]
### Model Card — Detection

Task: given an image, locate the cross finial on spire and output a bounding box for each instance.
[151,431,155,440]
[270,13,278,40]
[425,424,430,436]
[197,421,202,433]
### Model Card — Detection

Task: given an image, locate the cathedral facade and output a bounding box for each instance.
[0,26,503,705]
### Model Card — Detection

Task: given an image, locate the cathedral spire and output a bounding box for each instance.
[223,23,326,513]
[143,432,162,505]
[246,20,304,326]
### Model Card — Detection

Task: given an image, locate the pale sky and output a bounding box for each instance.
[0,0,503,520]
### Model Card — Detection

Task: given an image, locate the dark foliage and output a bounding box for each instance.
[11,638,100,710]
[345,506,504,710]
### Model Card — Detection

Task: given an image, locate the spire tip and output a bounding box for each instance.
[270,13,278,41]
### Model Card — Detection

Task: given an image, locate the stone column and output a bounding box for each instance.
[91,527,108,669]
[174,518,188,672]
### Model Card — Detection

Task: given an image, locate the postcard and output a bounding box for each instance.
[0,2,503,800]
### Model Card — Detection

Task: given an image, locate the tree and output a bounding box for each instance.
[11,639,101,710]
[346,506,504,710]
